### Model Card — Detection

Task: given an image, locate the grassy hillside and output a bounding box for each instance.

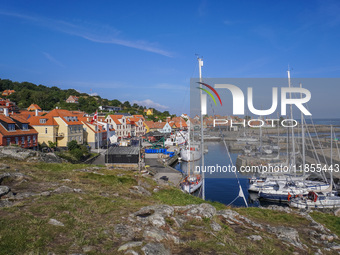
[0,158,339,254]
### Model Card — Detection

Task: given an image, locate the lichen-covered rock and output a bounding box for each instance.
[53,186,74,194]
[48,219,65,227]
[0,186,10,197]
[143,228,179,244]
[118,241,143,251]
[129,186,151,196]
[266,225,304,249]
[174,203,216,218]
[0,163,10,170]
[210,221,222,232]
[141,243,171,255]
[247,235,263,241]
[114,224,135,241]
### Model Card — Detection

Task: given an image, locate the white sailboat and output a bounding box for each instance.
[181,169,203,193]
[180,58,203,162]
[289,125,340,209]
[181,57,203,193]
[257,70,330,202]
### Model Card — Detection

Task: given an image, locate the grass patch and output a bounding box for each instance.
[0,212,66,255]
[310,211,340,237]
[33,162,89,172]
[153,187,226,210]
[82,172,137,186]
[236,207,309,227]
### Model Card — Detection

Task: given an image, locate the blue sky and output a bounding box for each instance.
[0,0,339,117]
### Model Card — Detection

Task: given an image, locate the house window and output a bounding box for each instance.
[8,124,15,131]
[6,138,10,145]
[22,124,28,130]
[21,136,25,144]
[27,136,31,143]
[15,137,18,144]
[40,119,46,124]
[33,136,36,143]
[45,128,48,134]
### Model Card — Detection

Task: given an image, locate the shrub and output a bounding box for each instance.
[70,148,83,161]
[67,140,79,151]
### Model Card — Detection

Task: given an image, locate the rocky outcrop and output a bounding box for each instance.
[0,146,63,163]
[112,203,340,254]
[141,243,171,255]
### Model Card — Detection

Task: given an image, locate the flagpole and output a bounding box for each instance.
[96,111,99,154]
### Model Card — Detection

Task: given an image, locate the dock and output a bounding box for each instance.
[144,152,183,187]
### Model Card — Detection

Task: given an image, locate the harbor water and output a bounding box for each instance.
[174,119,340,207]
[174,141,259,207]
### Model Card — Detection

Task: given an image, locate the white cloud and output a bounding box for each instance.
[133,99,169,110]
[42,52,64,67]
[0,10,173,57]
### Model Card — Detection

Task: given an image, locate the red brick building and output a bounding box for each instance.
[0,112,38,149]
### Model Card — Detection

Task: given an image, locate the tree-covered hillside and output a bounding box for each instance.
[0,78,173,118]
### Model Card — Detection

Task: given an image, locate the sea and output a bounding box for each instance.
[173,118,340,207]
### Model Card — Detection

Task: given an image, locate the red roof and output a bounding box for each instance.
[27,104,42,111]
[45,109,83,125]
[108,115,123,125]
[0,115,15,124]
[82,121,107,134]
[0,114,37,136]
[28,116,58,126]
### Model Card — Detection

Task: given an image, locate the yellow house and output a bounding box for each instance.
[144,121,154,133]
[82,121,107,149]
[144,108,153,115]
[28,116,58,145]
[27,104,42,111]
[28,109,84,147]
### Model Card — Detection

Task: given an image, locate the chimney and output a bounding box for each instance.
[4,108,9,117]
[35,109,39,116]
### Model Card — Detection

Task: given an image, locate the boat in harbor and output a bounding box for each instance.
[181,57,204,193]
[252,70,330,202]
[289,125,340,209]
[289,190,340,209]
[165,130,188,146]
[181,173,203,193]
[259,182,309,202]
[180,142,201,162]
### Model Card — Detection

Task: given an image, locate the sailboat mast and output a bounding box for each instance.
[300,83,305,177]
[198,57,205,200]
[331,125,333,189]
[288,69,296,175]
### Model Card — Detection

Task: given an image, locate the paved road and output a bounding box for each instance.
[91,149,107,165]
[145,157,183,186]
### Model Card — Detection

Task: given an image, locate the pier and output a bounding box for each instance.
[144,149,183,187]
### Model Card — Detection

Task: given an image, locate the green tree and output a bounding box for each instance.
[111,99,121,107]
[67,140,79,151]
[48,141,57,149]
[123,101,131,108]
